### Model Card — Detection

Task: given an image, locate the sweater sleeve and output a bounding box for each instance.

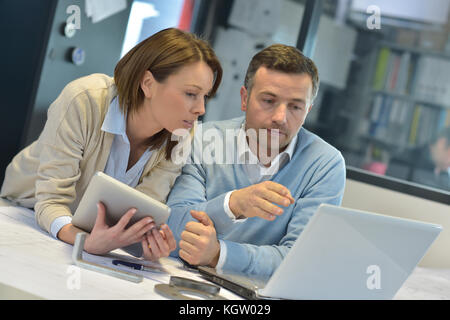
[34,89,91,234]
[136,125,196,205]
[166,159,244,259]
[220,153,347,277]
[135,156,183,204]
[165,121,239,238]
[169,151,346,277]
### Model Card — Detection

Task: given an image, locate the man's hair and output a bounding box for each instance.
[114,28,222,159]
[244,44,319,102]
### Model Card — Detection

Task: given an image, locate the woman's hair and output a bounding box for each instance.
[114,28,222,159]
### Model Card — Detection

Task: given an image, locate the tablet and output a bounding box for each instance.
[72,171,171,233]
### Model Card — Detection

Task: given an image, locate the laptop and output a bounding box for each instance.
[199,204,442,300]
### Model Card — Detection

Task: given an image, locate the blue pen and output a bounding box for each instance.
[112,259,166,274]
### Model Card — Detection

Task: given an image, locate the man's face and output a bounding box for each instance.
[241,66,313,156]
[430,137,450,172]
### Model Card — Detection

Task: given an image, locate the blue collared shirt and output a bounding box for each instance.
[101,97,153,187]
[218,122,298,271]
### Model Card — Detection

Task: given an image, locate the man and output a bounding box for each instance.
[387,127,450,190]
[166,44,346,277]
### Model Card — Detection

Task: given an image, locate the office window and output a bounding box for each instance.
[205,0,309,120]
[121,0,193,57]
[205,0,450,195]
[304,0,450,193]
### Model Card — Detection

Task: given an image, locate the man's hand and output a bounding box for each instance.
[179,210,220,267]
[229,181,295,220]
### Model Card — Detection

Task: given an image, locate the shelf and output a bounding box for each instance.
[372,90,450,109]
[360,135,408,151]
[379,41,450,60]
[338,111,358,120]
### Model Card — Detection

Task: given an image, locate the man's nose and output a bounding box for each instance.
[272,104,287,125]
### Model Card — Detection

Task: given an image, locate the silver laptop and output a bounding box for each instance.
[199,204,442,300]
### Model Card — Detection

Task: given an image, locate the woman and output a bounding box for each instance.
[0,28,222,260]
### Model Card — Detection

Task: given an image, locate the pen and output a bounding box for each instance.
[112,259,166,274]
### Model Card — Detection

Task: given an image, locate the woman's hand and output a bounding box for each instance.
[83,202,156,255]
[141,224,177,261]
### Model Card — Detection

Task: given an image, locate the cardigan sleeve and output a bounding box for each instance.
[34,89,91,233]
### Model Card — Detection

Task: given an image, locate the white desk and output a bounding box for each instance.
[1,206,450,300]
[0,206,241,300]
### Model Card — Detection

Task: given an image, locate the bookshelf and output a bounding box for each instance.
[362,40,450,154]
[309,4,450,191]
[371,90,448,108]
[379,41,450,60]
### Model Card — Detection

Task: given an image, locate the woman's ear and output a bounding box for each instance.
[240,86,248,112]
[140,70,155,99]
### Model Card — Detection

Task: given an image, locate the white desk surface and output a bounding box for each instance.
[1,206,450,300]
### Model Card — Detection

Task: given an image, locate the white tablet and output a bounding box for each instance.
[72,171,171,233]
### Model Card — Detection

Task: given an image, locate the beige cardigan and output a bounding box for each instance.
[1,73,188,234]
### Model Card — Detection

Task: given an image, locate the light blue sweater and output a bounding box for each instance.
[167,117,346,277]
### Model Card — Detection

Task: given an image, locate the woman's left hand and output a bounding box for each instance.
[141,224,177,261]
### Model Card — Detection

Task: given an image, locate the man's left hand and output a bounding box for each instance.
[179,210,220,267]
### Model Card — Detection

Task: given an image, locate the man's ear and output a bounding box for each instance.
[140,70,155,99]
[240,86,248,112]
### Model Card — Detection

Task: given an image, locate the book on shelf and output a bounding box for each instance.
[408,105,421,145]
[367,95,449,148]
[373,47,390,91]
[414,55,450,107]
[372,47,413,94]
[396,52,412,93]
[438,108,450,129]
[408,104,449,146]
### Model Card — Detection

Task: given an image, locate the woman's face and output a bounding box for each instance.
[141,61,214,134]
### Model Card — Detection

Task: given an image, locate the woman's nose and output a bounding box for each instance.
[193,98,206,116]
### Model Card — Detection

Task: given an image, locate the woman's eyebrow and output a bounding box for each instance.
[184,84,203,90]
[185,84,214,94]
